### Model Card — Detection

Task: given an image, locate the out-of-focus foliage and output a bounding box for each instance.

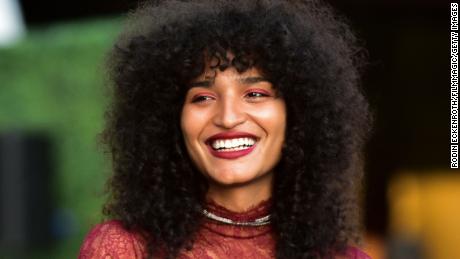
[0,18,121,258]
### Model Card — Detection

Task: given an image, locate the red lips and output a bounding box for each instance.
[205,131,258,145]
[205,131,259,160]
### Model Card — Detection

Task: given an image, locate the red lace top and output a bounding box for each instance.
[78,199,370,259]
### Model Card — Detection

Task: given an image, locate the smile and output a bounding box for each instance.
[205,131,259,159]
[211,137,256,151]
[206,140,257,159]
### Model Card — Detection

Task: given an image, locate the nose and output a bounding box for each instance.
[212,95,246,129]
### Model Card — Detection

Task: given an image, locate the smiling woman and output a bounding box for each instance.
[181,67,286,210]
[78,0,372,258]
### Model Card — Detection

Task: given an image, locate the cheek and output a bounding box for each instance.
[180,105,207,142]
[180,107,193,141]
[253,102,287,136]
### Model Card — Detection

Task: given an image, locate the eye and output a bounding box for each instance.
[246,91,270,98]
[191,95,214,103]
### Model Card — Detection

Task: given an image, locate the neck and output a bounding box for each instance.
[206,171,273,212]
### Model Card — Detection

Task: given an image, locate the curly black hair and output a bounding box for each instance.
[101,0,372,258]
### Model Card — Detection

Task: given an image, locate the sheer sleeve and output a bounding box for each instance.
[78,220,146,259]
[346,246,371,259]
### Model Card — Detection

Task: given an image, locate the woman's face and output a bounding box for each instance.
[180,66,286,187]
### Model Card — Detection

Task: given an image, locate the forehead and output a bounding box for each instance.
[188,67,269,89]
[191,66,264,82]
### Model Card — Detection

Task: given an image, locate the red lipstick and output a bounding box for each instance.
[206,142,257,159]
[206,131,258,144]
[205,131,258,160]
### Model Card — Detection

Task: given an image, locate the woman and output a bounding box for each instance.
[79,0,372,258]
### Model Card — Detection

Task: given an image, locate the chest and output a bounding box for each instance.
[178,228,275,259]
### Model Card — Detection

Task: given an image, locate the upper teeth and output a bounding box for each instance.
[211,137,256,149]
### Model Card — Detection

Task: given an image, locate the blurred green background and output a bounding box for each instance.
[0,18,121,258]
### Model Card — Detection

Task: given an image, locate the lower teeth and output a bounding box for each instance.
[216,145,252,152]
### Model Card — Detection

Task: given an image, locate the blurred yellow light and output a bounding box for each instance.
[388,172,460,259]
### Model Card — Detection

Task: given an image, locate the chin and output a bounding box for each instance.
[208,172,256,185]
[208,169,263,186]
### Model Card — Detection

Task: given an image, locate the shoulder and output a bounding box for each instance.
[344,246,371,259]
[78,220,147,259]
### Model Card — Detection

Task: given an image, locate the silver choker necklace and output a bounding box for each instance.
[202,209,271,226]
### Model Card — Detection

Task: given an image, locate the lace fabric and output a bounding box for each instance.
[201,198,273,239]
[78,220,147,259]
[78,199,370,259]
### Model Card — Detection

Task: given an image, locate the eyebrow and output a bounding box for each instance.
[189,76,269,88]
